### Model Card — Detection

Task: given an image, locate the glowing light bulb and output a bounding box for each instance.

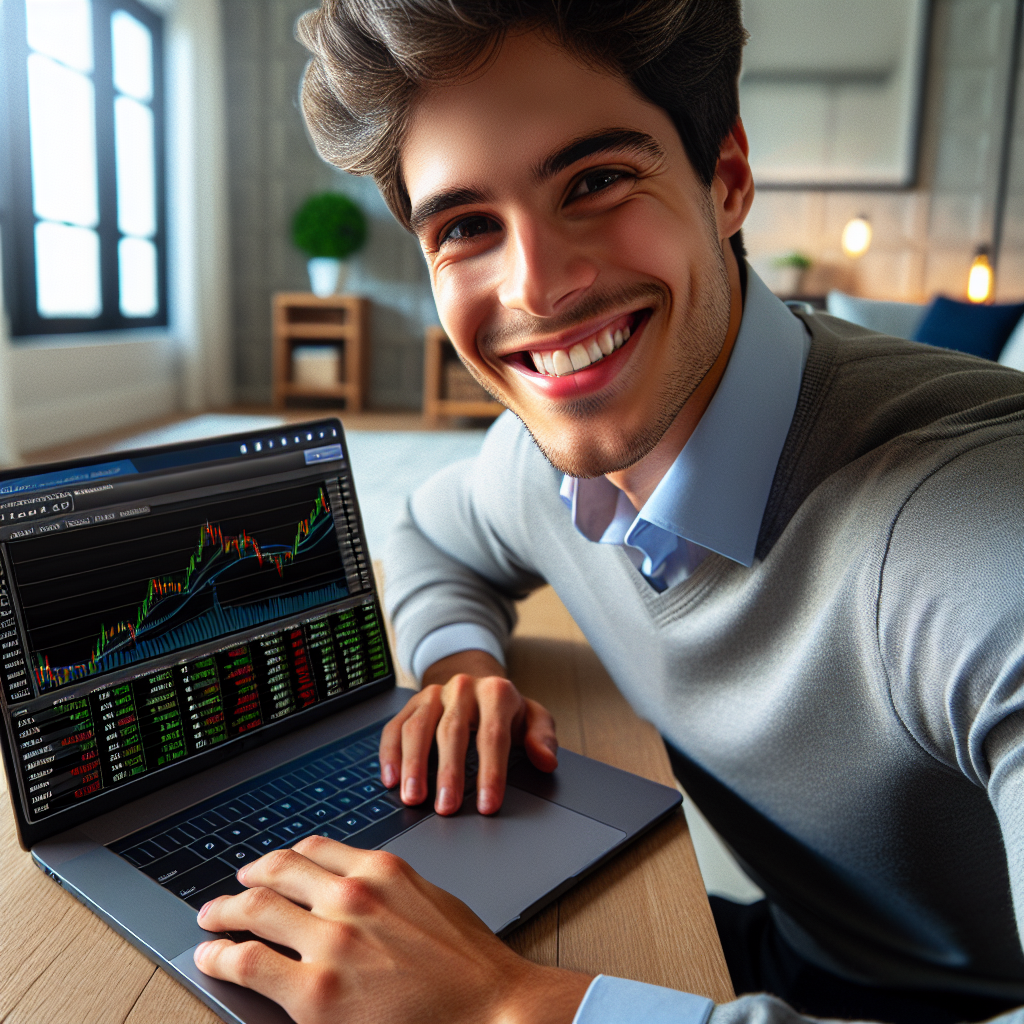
[841,216,872,258]
[967,249,993,304]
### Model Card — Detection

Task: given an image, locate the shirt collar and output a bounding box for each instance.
[560,267,810,567]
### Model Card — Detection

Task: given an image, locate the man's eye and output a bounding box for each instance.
[568,169,627,201]
[441,215,498,245]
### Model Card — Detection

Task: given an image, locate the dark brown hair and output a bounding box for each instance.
[296,0,747,252]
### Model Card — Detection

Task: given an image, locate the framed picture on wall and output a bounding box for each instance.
[739,0,930,188]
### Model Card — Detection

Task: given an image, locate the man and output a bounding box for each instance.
[193,2,1024,1022]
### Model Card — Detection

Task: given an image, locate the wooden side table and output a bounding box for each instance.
[423,326,504,425]
[272,293,369,411]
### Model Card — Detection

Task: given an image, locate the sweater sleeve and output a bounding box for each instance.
[382,412,549,677]
[877,435,1024,958]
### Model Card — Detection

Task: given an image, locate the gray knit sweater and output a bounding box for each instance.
[383,311,1024,1020]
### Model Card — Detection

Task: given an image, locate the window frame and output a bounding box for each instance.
[0,0,168,338]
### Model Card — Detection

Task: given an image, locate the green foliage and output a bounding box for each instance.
[773,252,812,270]
[292,193,367,259]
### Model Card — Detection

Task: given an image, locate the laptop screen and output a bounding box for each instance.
[0,419,392,834]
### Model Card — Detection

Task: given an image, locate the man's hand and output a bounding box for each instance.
[380,650,558,815]
[194,836,593,1024]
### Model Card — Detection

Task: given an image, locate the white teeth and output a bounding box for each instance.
[551,349,573,376]
[529,322,634,376]
[568,343,591,371]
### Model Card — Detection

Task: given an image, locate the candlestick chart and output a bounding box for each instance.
[7,481,350,692]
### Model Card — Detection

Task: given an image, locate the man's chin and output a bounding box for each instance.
[521,420,665,480]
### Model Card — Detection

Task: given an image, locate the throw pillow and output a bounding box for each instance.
[912,296,1024,361]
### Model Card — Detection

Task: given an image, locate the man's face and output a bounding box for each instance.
[402,31,736,478]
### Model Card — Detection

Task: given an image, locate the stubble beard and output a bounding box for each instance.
[465,231,733,480]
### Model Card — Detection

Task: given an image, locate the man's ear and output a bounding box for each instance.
[712,118,754,242]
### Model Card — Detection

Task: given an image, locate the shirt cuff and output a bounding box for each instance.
[572,976,714,1024]
[410,623,506,683]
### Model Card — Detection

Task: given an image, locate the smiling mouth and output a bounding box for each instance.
[510,311,647,378]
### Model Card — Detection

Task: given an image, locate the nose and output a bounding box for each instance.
[496,216,597,317]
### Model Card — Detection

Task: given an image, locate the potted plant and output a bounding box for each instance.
[772,252,812,296]
[292,192,368,297]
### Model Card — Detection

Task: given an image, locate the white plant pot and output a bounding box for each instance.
[307,257,350,297]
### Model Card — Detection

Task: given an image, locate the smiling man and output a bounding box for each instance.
[192,3,1024,1023]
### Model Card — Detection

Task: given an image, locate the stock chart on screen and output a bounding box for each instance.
[8,481,350,693]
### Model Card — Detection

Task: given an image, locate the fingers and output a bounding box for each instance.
[474,676,522,814]
[234,844,354,916]
[434,677,478,814]
[396,687,444,805]
[198,882,316,946]
[522,698,559,772]
[194,935,308,1010]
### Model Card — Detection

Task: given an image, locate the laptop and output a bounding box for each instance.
[0,417,681,1024]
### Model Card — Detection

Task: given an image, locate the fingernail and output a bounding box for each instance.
[437,786,455,814]
[194,941,209,961]
[382,763,396,788]
[197,901,212,920]
[403,776,419,802]
[477,787,496,814]
[236,866,248,883]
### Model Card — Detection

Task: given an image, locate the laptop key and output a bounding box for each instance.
[189,834,229,859]
[215,822,256,844]
[184,872,247,910]
[304,802,335,824]
[215,799,258,821]
[291,766,322,784]
[248,831,283,853]
[219,844,262,870]
[360,756,381,775]
[299,781,338,802]
[141,846,203,884]
[251,783,287,804]
[166,859,234,902]
[325,791,361,814]
[189,810,230,833]
[242,808,282,831]
[269,818,314,842]
[121,840,164,867]
[350,779,386,801]
[336,811,372,834]
[315,823,352,842]
[329,767,365,789]
[362,800,398,821]
[270,794,310,816]
[276,773,306,793]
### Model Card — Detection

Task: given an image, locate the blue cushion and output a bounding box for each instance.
[912,296,1024,361]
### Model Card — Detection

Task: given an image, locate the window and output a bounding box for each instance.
[1,0,167,337]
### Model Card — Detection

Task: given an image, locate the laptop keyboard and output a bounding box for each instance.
[110,722,428,909]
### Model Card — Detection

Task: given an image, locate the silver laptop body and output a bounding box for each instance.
[0,418,680,1024]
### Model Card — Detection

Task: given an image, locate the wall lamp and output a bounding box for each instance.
[841,215,872,259]
[967,246,994,304]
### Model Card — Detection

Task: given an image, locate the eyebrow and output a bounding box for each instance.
[407,128,665,237]
[534,128,665,181]
[409,186,490,236]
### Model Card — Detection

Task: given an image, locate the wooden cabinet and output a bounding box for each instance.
[422,326,504,425]
[272,293,369,411]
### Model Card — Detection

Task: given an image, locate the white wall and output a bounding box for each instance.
[0,0,231,461]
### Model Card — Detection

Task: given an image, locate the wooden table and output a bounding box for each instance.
[0,586,733,1022]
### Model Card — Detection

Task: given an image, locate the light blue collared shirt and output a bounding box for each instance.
[410,267,810,675]
[560,268,810,590]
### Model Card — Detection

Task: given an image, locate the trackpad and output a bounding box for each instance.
[382,786,625,933]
